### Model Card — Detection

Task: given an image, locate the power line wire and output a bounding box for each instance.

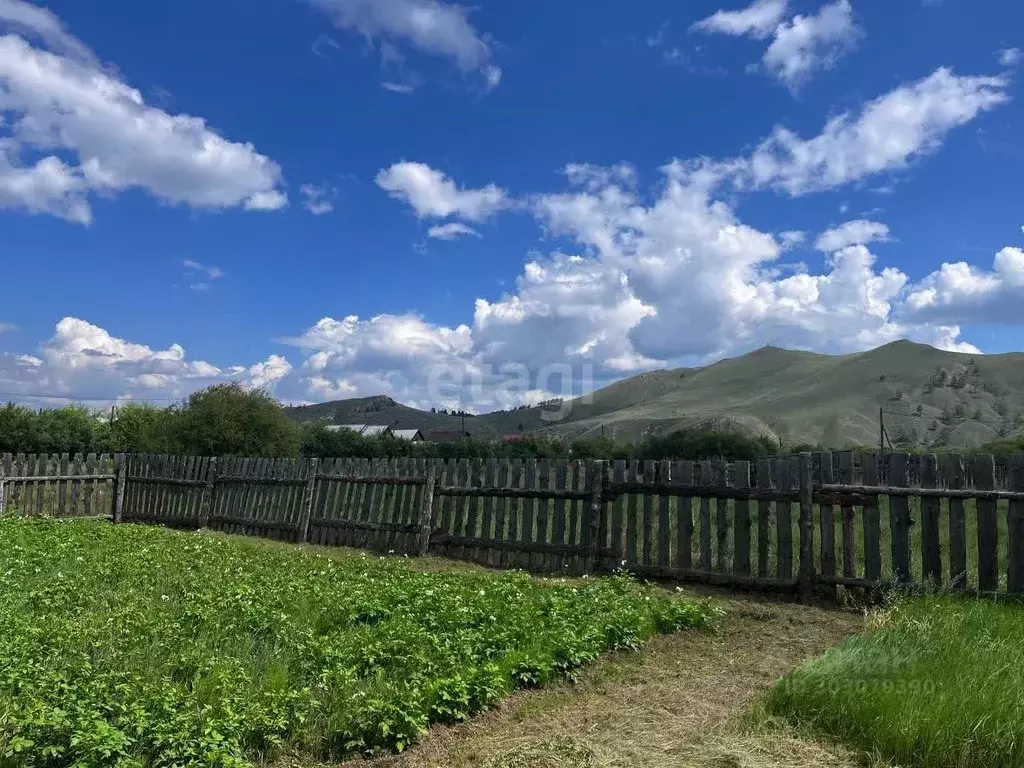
[0,390,183,402]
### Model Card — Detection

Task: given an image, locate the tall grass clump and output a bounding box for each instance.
[767,595,1024,768]
[0,519,718,767]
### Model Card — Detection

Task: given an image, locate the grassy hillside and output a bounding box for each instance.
[285,341,1024,449]
[286,395,555,438]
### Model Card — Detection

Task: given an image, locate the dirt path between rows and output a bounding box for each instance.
[352,591,867,768]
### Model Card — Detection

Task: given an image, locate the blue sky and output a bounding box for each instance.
[0,0,1021,411]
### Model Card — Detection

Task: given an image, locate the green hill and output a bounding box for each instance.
[285,341,1024,449]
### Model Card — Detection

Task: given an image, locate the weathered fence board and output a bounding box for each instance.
[734,460,751,577]
[946,454,967,589]
[976,455,999,592]
[9,449,1024,600]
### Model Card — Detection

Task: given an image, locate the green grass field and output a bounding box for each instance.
[0,519,717,767]
[766,595,1024,768]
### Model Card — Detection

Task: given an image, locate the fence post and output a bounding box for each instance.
[298,458,320,544]
[418,462,438,557]
[0,457,5,515]
[798,452,815,600]
[199,456,217,529]
[586,460,604,574]
[112,454,127,523]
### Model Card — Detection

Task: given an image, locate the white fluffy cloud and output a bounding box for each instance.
[903,247,1024,325]
[7,64,1011,410]
[815,220,890,252]
[0,1,287,224]
[762,0,860,88]
[691,0,788,39]
[307,0,500,89]
[280,314,483,409]
[0,318,292,404]
[742,68,1008,195]
[693,0,861,88]
[278,151,999,409]
[376,161,507,221]
[266,69,1010,407]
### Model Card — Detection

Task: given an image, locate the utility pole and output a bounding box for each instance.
[879,407,885,455]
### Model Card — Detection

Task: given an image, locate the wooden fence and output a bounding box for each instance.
[3,451,1024,598]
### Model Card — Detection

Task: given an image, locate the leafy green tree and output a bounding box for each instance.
[637,429,775,462]
[174,384,300,457]
[0,403,41,453]
[107,403,178,454]
[35,406,106,454]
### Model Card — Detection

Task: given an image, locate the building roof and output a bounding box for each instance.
[426,430,471,443]
[393,429,425,441]
[326,424,392,436]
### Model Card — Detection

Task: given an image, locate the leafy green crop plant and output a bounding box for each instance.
[0,519,718,767]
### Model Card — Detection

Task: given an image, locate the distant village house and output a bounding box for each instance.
[325,424,424,441]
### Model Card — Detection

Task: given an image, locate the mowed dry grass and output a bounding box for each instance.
[326,590,868,768]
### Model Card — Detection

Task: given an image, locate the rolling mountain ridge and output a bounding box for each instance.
[285,341,1024,449]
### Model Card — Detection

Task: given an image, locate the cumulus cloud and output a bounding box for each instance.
[693,0,860,88]
[267,70,1012,407]
[277,169,994,408]
[815,220,890,252]
[0,0,98,65]
[903,247,1024,325]
[8,66,1011,410]
[376,161,507,221]
[691,0,788,39]
[0,317,292,404]
[428,222,481,240]
[779,230,806,248]
[741,68,1009,195]
[0,1,287,224]
[306,0,500,89]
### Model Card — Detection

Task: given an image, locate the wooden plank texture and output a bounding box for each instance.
[920,454,942,585]
[699,461,712,572]
[757,459,772,578]
[888,453,912,583]
[1008,456,1024,594]
[946,454,967,589]
[817,452,836,584]
[862,453,882,582]
[775,459,793,581]
[675,461,694,571]
[975,454,998,593]
[733,461,751,577]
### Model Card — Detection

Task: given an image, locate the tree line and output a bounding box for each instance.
[4,383,1019,462]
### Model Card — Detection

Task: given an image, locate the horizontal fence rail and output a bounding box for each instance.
[4,450,1024,599]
